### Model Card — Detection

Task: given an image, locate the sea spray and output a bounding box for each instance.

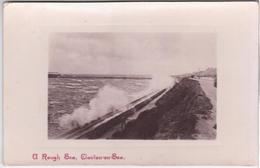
[59,76,175,130]
[59,85,129,129]
[130,75,175,100]
[149,74,175,91]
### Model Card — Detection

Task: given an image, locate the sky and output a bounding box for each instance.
[49,33,216,75]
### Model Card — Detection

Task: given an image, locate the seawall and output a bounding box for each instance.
[112,78,216,139]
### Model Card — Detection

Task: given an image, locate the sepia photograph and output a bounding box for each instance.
[48,32,217,140]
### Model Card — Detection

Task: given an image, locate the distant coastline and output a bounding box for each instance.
[48,72,152,80]
[48,68,216,80]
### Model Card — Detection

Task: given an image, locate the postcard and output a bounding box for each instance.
[3,2,258,165]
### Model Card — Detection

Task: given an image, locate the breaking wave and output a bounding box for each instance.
[59,75,175,130]
[59,85,129,129]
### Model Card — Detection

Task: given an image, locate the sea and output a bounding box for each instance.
[48,77,150,138]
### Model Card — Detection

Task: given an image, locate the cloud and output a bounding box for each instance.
[49,33,216,75]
